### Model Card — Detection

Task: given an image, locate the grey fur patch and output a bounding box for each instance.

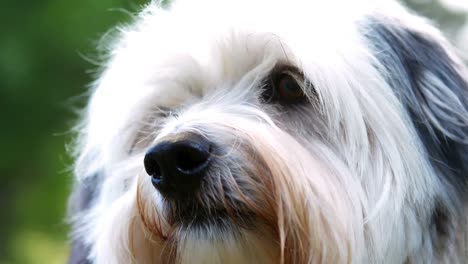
[361,16,468,196]
[67,174,100,264]
[360,15,468,259]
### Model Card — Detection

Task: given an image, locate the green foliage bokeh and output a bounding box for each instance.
[0,0,464,263]
[0,0,148,263]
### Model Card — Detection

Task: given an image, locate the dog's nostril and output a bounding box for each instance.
[143,157,162,178]
[173,144,211,174]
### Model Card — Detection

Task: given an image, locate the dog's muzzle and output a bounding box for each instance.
[143,132,213,199]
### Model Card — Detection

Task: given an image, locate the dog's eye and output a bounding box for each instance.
[276,74,305,102]
[262,69,307,105]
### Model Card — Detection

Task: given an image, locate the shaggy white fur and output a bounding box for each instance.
[68,0,468,263]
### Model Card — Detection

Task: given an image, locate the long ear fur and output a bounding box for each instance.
[361,11,468,260]
[361,13,468,196]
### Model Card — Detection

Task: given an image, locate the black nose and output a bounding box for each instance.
[144,133,212,198]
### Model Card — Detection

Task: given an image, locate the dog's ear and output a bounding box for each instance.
[362,15,468,192]
[67,173,100,264]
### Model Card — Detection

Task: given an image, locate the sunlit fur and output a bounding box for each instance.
[68,0,468,263]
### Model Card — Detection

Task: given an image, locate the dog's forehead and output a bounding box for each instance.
[96,0,392,99]
[86,0,408,144]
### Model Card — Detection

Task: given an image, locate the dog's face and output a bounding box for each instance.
[69,0,468,263]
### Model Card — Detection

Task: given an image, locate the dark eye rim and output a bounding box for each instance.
[261,65,310,105]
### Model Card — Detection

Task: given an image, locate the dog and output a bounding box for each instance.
[67,0,468,263]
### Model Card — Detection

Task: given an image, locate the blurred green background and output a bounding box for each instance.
[0,0,465,263]
[0,1,148,263]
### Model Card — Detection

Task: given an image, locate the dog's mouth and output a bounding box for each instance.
[166,201,255,228]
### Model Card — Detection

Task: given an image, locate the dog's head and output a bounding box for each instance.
[70,0,468,263]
